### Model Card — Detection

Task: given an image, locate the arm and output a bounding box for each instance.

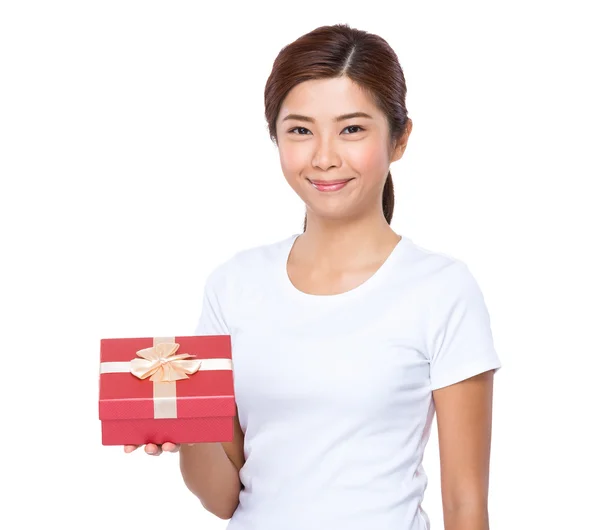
[179,406,246,520]
[181,260,246,519]
[433,369,496,530]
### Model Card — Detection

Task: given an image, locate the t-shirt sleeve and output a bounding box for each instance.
[193,265,230,336]
[426,261,502,390]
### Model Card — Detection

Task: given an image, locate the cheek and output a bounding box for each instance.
[278,143,307,178]
[347,140,389,174]
[278,136,388,181]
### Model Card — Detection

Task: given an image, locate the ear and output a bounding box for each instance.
[390,118,413,163]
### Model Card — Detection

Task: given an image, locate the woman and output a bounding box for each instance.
[125,23,502,530]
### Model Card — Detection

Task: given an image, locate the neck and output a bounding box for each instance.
[296,212,400,270]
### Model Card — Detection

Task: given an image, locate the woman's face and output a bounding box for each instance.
[275,76,410,224]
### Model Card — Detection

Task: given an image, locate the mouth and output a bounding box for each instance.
[307,178,354,192]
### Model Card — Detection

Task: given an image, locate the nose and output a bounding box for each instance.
[312,136,342,171]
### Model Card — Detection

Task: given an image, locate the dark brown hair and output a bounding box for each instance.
[264,24,410,232]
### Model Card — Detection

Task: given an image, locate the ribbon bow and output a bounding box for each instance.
[130,342,202,382]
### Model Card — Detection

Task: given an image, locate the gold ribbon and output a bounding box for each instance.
[100,337,232,419]
[131,341,202,382]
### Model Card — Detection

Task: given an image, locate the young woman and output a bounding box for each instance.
[125,23,502,530]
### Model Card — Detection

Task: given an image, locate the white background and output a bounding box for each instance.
[2,1,598,528]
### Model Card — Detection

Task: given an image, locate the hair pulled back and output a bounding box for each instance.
[264,24,410,231]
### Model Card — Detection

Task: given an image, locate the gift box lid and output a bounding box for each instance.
[99,335,235,421]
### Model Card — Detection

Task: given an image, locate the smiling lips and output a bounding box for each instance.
[309,178,353,192]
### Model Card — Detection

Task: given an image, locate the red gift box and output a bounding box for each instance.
[99,335,235,446]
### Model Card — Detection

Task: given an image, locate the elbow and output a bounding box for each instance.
[215,509,234,521]
[198,484,241,521]
[181,479,237,520]
[201,499,237,520]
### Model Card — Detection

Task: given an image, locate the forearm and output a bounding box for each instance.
[443,504,489,530]
[179,442,242,520]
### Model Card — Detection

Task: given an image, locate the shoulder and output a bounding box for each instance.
[205,233,296,289]
[400,237,474,293]
[232,234,294,270]
[397,239,492,334]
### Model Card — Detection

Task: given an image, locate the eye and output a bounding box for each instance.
[342,125,364,134]
[288,126,312,135]
[287,125,365,135]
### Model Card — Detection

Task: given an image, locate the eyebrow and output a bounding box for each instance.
[281,111,374,123]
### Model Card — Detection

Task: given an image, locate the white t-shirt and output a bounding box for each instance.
[194,233,502,530]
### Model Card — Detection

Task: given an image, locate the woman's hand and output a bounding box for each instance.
[124,442,181,455]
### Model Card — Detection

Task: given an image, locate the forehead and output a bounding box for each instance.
[278,77,380,122]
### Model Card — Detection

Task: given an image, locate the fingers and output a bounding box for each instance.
[161,442,181,453]
[145,443,162,456]
[123,443,180,455]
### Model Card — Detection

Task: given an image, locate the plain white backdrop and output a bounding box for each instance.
[1,1,598,528]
